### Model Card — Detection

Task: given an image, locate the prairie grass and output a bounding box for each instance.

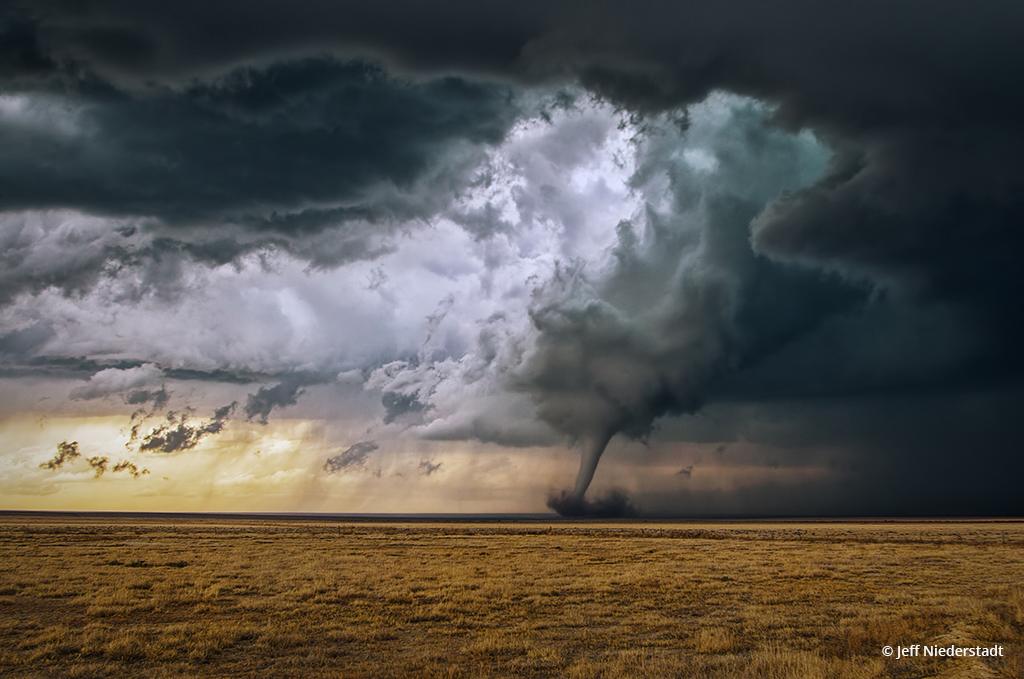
[0,516,1021,677]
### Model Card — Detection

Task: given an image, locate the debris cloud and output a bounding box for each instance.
[547,489,637,518]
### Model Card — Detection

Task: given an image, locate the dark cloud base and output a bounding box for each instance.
[0,57,518,226]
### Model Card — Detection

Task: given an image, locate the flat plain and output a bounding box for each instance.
[0,514,1021,678]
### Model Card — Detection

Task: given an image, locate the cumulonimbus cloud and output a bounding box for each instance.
[5,1,1024,514]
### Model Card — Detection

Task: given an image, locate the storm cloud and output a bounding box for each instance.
[135,403,236,453]
[4,1,1024,514]
[324,440,378,474]
[244,379,309,425]
[0,59,517,225]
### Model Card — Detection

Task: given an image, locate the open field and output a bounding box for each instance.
[1,515,1022,678]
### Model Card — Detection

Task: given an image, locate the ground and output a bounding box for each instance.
[0,514,1021,678]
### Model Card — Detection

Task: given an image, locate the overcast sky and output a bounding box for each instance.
[3,1,1023,515]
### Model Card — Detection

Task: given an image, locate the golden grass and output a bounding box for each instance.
[0,516,1021,677]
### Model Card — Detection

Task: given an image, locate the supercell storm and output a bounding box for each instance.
[4,1,1024,515]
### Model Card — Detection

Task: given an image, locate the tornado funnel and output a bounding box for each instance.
[571,429,615,498]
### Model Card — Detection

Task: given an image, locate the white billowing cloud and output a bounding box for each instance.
[2,94,643,381]
[368,93,832,468]
[358,97,648,445]
[68,364,165,400]
[0,210,145,306]
[336,369,364,384]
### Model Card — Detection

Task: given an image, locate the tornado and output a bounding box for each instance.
[548,426,636,517]
[571,429,615,498]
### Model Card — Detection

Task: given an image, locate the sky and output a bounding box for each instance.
[2,1,1024,516]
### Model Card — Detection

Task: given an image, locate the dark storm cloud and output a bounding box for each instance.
[514,107,866,498]
[14,1,1024,123]
[8,1,543,82]
[637,388,1024,517]
[0,11,55,81]
[244,378,318,425]
[0,352,273,385]
[381,390,427,425]
[7,0,1024,514]
[0,41,524,313]
[18,0,1014,324]
[0,57,518,226]
[163,368,261,384]
[323,440,377,474]
[135,402,236,453]
[11,0,1020,324]
[0,323,54,357]
[124,388,169,410]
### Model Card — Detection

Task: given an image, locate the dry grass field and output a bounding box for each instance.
[0,515,1022,678]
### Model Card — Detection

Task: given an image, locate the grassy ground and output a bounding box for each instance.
[0,516,1021,678]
